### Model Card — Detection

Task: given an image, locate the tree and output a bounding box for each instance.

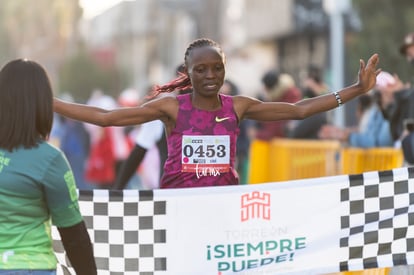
[347,0,414,83]
[0,0,83,87]
[59,48,131,102]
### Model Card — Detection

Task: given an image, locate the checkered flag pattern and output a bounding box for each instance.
[340,167,414,271]
[52,189,168,275]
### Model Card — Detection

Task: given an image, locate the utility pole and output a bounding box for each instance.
[323,0,351,127]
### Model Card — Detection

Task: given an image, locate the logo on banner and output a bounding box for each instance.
[241,191,271,222]
[207,191,308,273]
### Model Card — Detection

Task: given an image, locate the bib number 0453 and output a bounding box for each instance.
[181,135,230,173]
[183,144,226,158]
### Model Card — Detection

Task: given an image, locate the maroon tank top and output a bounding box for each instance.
[160,93,240,188]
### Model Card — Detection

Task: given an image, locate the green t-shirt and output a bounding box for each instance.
[0,141,83,270]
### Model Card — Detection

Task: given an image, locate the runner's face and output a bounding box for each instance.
[186,46,225,97]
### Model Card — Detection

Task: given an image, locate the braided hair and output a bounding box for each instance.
[150,38,225,97]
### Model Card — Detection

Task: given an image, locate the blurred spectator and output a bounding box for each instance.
[117,87,141,139]
[318,72,394,148]
[287,65,329,139]
[84,90,131,188]
[399,32,414,64]
[256,69,279,102]
[118,88,140,107]
[57,93,92,190]
[114,86,166,190]
[349,92,392,148]
[113,88,144,189]
[379,33,414,144]
[318,95,368,145]
[388,32,414,273]
[255,72,302,140]
[396,32,414,167]
[117,119,165,190]
[302,64,329,99]
[50,113,65,147]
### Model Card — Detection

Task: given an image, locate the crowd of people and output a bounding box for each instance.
[4,31,414,273]
[52,38,379,190]
[49,32,414,190]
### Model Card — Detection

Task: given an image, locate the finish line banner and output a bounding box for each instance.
[52,167,414,275]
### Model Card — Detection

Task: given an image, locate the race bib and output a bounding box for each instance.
[181,135,230,173]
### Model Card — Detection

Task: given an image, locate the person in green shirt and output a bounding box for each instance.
[0,59,96,275]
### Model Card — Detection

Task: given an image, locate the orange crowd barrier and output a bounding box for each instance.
[248,138,404,184]
[248,138,341,183]
[248,139,271,184]
[267,138,341,181]
[341,147,404,175]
